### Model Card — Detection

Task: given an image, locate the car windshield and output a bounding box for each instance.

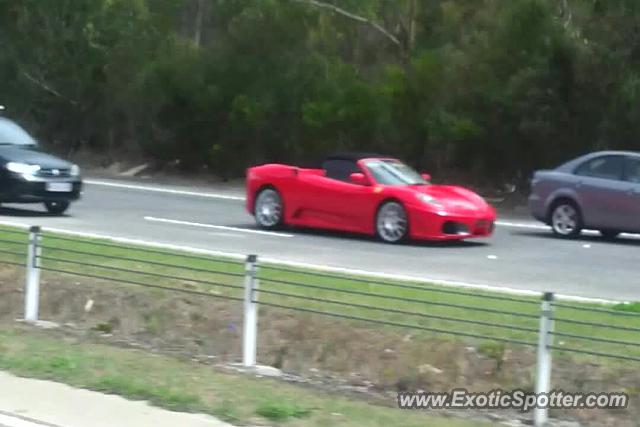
[363,159,428,186]
[0,118,37,146]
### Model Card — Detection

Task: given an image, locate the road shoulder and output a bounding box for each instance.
[0,371,232,427]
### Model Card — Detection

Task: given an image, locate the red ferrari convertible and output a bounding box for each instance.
[245,153,496,243]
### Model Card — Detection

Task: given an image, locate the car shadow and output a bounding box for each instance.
[0,206,69,218]
[233,223,489,248]
[510,230,640,246]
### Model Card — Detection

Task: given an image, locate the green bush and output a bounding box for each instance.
[2,0,640,182]
[256,400,311,422]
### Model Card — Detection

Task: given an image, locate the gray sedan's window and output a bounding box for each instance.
[624,157,640,183]
[574,155,623,180]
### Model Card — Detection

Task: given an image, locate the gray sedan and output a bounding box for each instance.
[528,150,640,238]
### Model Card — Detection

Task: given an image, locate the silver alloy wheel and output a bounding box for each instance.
[255,188,282,228]
[551,203,578,236]
[376,202,408,243]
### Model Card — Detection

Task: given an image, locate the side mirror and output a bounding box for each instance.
[421,173,432,182]
[349,172,369,186]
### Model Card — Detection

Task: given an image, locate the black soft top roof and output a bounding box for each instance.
[294,151,394,169]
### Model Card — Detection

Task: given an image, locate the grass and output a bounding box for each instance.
[256,400,311,422]
[0,224,639,363]
[0,328,490,427]
[613,302,640,313]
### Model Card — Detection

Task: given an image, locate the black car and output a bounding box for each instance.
[0,115,82,215]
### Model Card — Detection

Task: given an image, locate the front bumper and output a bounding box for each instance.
[528,193,547,223]
[0,175,83,203]
[407,207,496,241]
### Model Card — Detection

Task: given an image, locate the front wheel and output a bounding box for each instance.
[376,201,409,243]
[254,188,284,230]
[45,201,70,215]
[549,201,582,238]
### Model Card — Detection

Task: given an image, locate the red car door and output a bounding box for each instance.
[294,159,376,233]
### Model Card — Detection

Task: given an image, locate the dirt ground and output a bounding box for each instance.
[1,265,638,426]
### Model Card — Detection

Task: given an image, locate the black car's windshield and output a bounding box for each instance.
[0,118,37,146]
[363,159,428,185]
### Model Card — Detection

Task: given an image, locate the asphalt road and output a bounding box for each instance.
[0,178,638,302]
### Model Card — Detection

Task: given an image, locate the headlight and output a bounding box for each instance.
[6,162,41,175]
[417,193,444,208]
[70,164,80,176]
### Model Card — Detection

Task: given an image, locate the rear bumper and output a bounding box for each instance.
[0,176,83,203]
[408,207,496,241]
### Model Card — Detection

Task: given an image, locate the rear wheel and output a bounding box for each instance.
[549,200,582,238]
[254,188,283,229]
[376,201,408,243]
[45,201,70,215]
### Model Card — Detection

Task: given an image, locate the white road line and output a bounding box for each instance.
[84,179,246,201]
[0,220,248,260]
[496,220,640,238]
[0,219,626,305]
[143,216,294,238]
[0,412,59,427]
[495,220,548,230]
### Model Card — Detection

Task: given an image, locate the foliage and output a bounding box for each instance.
[1,0,640,184]
[612,302,640,313]
[255,400,311,421]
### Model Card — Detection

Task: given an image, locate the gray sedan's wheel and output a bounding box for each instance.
[376,201,408,243]
[254,188,283,229]
[550,201,582,238]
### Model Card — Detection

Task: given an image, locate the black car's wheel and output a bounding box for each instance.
[599,229,620,240]
[45,201,70,215]
[549,200,582,238]
[254,188,284,229]
[375,201,409,243]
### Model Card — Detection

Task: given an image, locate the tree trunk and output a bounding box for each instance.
[194,0,204,47]
[407,0,417,54]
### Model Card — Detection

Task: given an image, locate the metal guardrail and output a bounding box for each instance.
[0,225,638,426]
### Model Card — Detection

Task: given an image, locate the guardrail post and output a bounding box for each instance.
[24,226,42,323]
[534,292,555,426]
[243,254,258,367]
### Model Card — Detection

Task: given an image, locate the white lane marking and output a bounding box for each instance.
[84,179,245,201]
[0,412,59,427]
[497,220,640,239]
[495,220,548,230]
[487,255,498,260]
[0,220,248,260]
[143,216,293,238]
[0,220,626,305]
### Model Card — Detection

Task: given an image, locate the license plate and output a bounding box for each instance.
[46,182,73,192]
